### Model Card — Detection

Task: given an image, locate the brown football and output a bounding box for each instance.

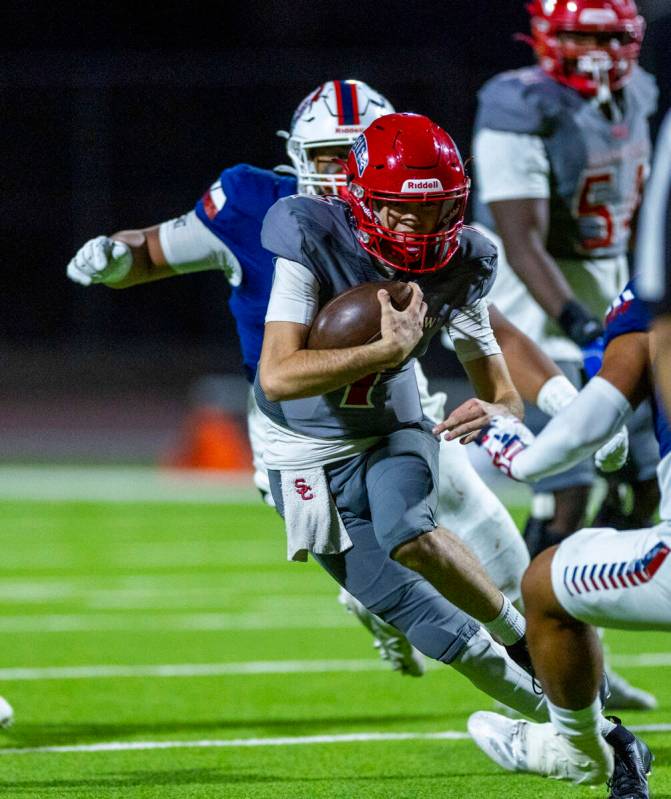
[307,281,413,350]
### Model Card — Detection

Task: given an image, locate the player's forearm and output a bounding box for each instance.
[653,317,671,418]
[108,228,173,288]
[260,340,394,402]
[511,377,631,481]
[489,305,562,404]
[503,237,574,319]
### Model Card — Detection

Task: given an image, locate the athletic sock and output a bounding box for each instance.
[548,697,614,755]
[483,594,526,645]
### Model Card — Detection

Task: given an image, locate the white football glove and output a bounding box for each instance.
[476,415,535,480]
[67,235,132,286]
[594,426,629,473]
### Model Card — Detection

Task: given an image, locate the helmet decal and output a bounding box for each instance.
[352,135,369,177]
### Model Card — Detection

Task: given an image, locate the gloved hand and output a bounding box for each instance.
[594,426,629,473]
[67,236,132,286]
[475,415,535,480]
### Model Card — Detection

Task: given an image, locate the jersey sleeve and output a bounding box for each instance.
[603,282,651,347]
[265,257,319,325]
[474,129,550,203]
[475,69,555,136]
[629,66,659,120]
[446,298,502,363]
[158,210,242,285]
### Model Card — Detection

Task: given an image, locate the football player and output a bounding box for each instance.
[469,278,662,795]
[66,80,534,678]
[471,0,660,559]
[256,113,647,795]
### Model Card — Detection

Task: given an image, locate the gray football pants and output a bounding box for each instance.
[268,426,480,664]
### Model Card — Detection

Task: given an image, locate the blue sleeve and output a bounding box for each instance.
[475,68,557,136]
[603,281,651,347]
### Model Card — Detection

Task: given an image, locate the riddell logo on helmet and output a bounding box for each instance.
[401,178,444,192]
[335,126,365,134]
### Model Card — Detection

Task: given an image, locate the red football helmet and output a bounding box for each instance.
[344,113,470,274]
[526,0,645,97]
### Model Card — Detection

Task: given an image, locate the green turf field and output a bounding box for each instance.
[0,476,668,798]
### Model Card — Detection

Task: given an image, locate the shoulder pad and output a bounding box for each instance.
[476,67,565,136]
[425,227,497,309]
[627,67,658,119]
[220,163,296,206]
[261,195,350,264]
[457,227,498,303]
[603,280,650,347]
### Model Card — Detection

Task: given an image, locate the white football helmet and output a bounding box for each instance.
[279,80,395,195]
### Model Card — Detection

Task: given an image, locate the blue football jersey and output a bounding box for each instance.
[604,280,671,458]
[194,164,297,382]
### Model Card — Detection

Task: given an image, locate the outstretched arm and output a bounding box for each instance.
[487,332,649,482]
[67,211,239,289]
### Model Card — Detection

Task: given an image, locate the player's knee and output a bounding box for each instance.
[521,546,559,617]
[391,530,436,572]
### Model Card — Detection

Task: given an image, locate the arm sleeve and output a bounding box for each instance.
[447,298,502,364]
[158,210,242,285]
[511,377,633,482]
[474,129,551,204]
[265,257,319,325]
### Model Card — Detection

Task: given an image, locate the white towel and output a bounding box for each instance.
[280,467,352,562]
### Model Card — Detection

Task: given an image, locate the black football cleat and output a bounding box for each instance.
[605,716,653,799]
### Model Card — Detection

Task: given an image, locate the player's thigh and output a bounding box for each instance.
[365,424,439,554]
[524,360,594,494]
[551,522,671,630]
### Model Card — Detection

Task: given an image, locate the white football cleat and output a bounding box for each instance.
[468,711,614,786]
[605,668,658,711]
[0,696,14,728]
[338,589,425,677]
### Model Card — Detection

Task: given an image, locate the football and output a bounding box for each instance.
[307,281,413,350]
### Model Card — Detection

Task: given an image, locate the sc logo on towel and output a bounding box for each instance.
[294,478,315,501]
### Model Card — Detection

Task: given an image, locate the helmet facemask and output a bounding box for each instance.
[349,183,470,274]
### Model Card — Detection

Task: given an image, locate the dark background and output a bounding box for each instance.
[2,1,670,395]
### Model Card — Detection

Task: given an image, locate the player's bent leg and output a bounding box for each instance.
[436,436,529,603]
[337,588,425,677]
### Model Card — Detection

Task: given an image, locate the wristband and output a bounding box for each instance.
[558,300,603,346]
[536,375,578,417]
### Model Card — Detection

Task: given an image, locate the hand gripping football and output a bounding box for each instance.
[307,281,413,350]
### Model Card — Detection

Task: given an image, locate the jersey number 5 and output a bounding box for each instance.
[576,163,646,250]
[340,373,381,408]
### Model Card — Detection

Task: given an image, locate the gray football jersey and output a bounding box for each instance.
[474,65,657,260]
[255,194,497,438]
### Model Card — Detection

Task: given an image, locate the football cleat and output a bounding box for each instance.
[338,589,425,677]
[605,669,658,711]
[468,711,614,786]
[606,717,652,799]
[0,696,14,729]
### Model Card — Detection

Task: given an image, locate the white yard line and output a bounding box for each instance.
[0,730,472,756]
[610,653,671,667]
[1,724,671,757]
[0,659,390,681]
[0,466,259,504]
[0,612,352,633]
